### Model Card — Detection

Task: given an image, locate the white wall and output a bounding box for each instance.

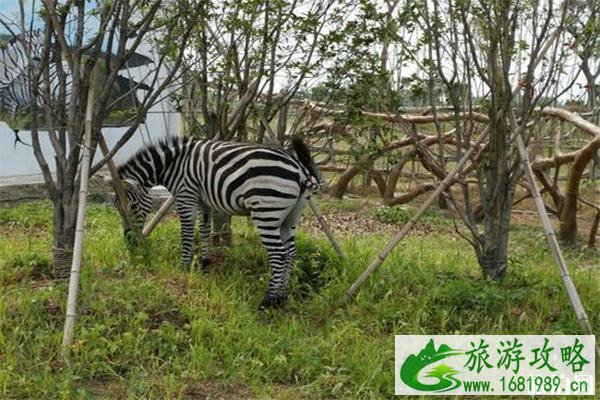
[0,27,182,181]
[0,101,181,180]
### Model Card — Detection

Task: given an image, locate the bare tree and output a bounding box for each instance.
[392,0,570,277]
[176,0,347,243]
[1,0,198,278]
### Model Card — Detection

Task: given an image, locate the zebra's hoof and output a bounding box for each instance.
[259,294,287,310]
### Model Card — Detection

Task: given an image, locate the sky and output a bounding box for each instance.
[0,0,590,104]
[0,0,102,45]
[0,0,42,32]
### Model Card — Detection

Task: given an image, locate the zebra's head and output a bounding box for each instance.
[111,177,152,243]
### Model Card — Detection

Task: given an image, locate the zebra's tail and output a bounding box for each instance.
[290,136,324,191]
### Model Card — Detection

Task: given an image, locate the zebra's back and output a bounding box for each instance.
[189,140,308,217]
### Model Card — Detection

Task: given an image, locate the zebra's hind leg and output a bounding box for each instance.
[176,198,197,271]
[198,210,212,271]
[253,216,288,309]
[278,196,307,298]
[279,225,296,298]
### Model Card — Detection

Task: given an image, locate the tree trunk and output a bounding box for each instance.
[478,192,512,278]
[212,213,233,247]
[329,154,372,198]
[478,134,514,278]
[437,191,449,209]
[478,32,514,278]
[581,60,597,109]
[589,211,599,248]
[559,151,596,244]
[276,104,288,145]
[52,194,78,279]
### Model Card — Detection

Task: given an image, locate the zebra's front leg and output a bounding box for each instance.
[176,200,197,271]
[198,210,212,271]
[254,225,288,309]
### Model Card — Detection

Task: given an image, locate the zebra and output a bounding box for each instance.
[114,136,324,308]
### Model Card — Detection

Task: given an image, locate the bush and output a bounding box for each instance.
[293,235,343,298]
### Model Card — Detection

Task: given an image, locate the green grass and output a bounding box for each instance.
[0,199,598,399]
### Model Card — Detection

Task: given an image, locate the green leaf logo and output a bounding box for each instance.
[400,339,464,392]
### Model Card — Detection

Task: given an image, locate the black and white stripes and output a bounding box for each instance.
[116,137,323,308]
[0,30,150,122]
[0,30,46,117]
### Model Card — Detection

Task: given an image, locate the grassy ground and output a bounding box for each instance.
[0,198,598,399]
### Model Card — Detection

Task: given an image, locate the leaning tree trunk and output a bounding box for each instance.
[330,153,375,199]
[581,60,597,109]
[534,108,600,244]
[560,148,597,244]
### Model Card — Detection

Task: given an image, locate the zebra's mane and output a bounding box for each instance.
[117,135,197,177]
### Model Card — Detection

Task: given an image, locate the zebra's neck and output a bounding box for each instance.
[118,137,196,191]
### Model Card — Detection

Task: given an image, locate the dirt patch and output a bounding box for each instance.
[148,307,189,330]
[184,380,253,399]
[81,375,124,398]
[165,276,190,297]
[0,223,49,239]
[299,211,397,236]
[0,182,48,202]
[42,298,62,319]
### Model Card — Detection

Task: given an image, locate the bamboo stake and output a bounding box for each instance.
[142,194,176,237]
[97,135,136,234]
[61,70,96,360]
[308,198,346,259]
[510,111,600,357]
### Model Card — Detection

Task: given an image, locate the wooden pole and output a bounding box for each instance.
[61,69,96,360]
[308,198,346,259]
[142,194,176,237]
[510,111,600,357]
